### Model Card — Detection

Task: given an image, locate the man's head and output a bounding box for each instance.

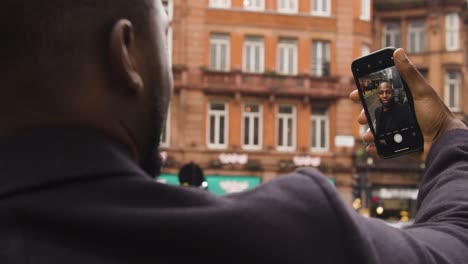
[378,81,394,109]
[0,0,173,175]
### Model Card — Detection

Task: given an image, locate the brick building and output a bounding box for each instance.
[158,0,374,203]
[353,0,468,221]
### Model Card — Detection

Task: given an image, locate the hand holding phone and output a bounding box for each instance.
[351,47,424,159]
[351,48,467,161]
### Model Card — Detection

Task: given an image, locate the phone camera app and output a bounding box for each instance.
[358,65,417,152]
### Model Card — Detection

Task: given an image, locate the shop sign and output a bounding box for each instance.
[335,135,355,148]
[219,153,248,165]
[373,188,418,200]
[292,156,321,167]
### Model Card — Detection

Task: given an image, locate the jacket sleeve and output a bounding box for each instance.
[404,129,468,263]
[224,130,468,263]
[342,128,468,263]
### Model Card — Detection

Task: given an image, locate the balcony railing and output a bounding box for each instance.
[374,0,465,9]
[172,66,352,99]
[374,0,427,9]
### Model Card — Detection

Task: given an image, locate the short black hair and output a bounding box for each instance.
[0,0,153,84]
[378,80,393,89]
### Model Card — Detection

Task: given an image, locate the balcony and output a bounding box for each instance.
[173,67,352,99]
[375,0,466,10]
[205,8,337,32]
[374,0,427,10]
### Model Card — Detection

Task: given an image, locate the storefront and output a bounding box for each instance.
[156,174,262,195]
[369,187,418,222]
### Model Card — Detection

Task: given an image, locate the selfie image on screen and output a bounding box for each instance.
[358,66,416,145]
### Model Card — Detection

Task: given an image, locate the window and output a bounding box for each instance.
[243,36,264,73]
[277,39,298,75]
[444,71,461,111]
[160,105,171,148]
[277,105,296,151]
[360,0,370,21]
[244,0,265,10]
[445,13,460,51]
[207,102,229,149]
[242,103,263,150]
[209,0,231,8]
[162,0,173,20]
[361,44,370,56]
[311,108,329,152]
[210,34,230,71]
[382,23,401,48]
[312,0,331,16]
[162,0,173,66]
[312,41,330,77]
[166,28,173,67]
[407,21,425,53]
[278,0,298,13]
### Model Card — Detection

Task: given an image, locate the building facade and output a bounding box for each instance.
[159,0,374,203]
[353,0,468,221]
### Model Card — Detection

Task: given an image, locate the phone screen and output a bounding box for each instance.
[357,65,421,156]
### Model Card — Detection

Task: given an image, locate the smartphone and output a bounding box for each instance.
[351,47,424,158]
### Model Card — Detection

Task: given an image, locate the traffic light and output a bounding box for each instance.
[352,174,362,200]
[178,162,208,190]
[352,174,362,210]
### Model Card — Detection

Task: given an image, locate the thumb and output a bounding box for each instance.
[393,48,431,99]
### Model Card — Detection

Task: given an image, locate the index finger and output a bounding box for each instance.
[349,90,360,103]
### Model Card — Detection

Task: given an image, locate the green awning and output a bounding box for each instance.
[157,174,334,194]
[156,174,180,185]
[157,174,261,195]
[205,175,261,195]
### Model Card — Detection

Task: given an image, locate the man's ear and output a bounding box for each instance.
[109,19,144,94]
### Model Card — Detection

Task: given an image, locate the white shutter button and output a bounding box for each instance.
[394,133,403,143]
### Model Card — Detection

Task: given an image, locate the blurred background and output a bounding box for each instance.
[156,0,468,227]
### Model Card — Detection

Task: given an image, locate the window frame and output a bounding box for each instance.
[444,70,461,112]
[311,0,331,17]
[162,0,173,66]
[311,40,330,77]
[242,103,263,151]
[207,102,229,149]
[276,105,297,152]
[166,27,173,67]
[277,39,298,75]
[243,36,265,73]
[359,0,370,21]
[160,104,171,148]
[278,0,299,14]
[361,44,370,56]
[244,0,265,11]
[209,0,231,8]
[445,13,460,51]
[382,23,401,48]
[209,34,231,72]
[407,20,426,54]
[311,108,330,152]
[162,0,174,20]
